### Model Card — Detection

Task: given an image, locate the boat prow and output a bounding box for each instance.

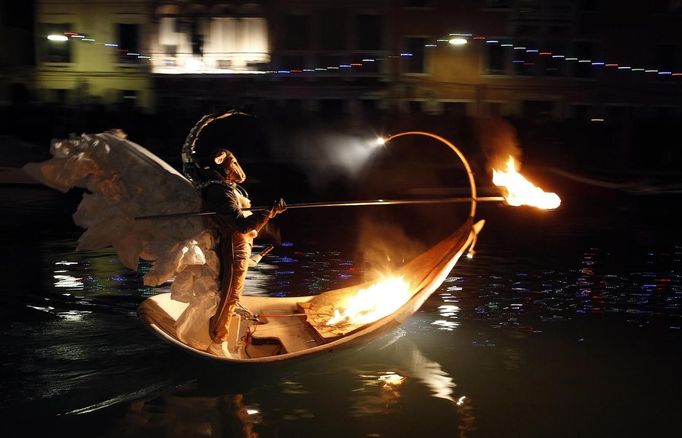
[138,219,484,363]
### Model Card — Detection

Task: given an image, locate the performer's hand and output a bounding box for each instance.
[269,198,287,218]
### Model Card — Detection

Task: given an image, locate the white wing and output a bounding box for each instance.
[23,132,219,349]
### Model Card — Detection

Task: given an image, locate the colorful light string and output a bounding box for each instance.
[48,30,682,79]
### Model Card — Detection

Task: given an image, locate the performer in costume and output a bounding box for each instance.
[200,149,286,357]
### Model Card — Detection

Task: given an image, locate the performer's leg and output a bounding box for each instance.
[209,236,233,342]
[210,240,252,343]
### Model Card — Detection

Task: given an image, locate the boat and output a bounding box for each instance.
[137,110,485,363]
[138,218,484,363]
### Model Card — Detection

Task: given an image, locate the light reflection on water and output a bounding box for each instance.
[3,197,682,436]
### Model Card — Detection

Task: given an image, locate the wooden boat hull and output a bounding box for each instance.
[137,219,484,363]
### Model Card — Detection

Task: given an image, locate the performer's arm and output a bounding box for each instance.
[204,185,270,233]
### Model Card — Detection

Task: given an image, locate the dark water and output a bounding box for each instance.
[1,184,681,437]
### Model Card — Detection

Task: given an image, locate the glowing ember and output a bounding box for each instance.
[326,277,411,326]
[492,156,561,209]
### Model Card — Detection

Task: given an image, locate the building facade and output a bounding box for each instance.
[35,0,153,110]
[20,0,682,122]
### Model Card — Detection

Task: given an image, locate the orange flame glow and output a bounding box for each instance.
[326,277,411,326]
[492,156,561,209]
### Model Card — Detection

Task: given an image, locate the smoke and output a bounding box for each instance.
[279,128,382,189]
[474,117,522,170]
[354,213,427,279]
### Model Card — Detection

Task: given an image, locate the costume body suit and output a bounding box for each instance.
[201,169,270,342]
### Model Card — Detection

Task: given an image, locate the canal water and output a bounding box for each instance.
[1,183,681,437]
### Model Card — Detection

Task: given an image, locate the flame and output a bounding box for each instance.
[326,277,411,326]
[492,156,561,209]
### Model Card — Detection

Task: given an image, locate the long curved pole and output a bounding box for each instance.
[382,131,478,220]
[134,196,503,221]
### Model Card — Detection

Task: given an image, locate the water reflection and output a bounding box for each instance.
[400,342,456,403]
[103,332,476,437]
[121,393,261,438]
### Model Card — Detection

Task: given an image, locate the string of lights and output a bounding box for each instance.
[47,30,682,80]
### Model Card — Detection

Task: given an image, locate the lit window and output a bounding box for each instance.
[153,14,270,74]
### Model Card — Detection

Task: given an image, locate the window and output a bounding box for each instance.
[570,104,591,121]
[121,90,138,109]
[656,44,679,72]
[443,102,468,117]
[316,55,342,70]
[401,0,434,7]
[283,14,311,50]
[408,100,422,113]
[516,24,539,37]
[541,43,566,76]
[579,0,599,12]
[486,42,507,74]
[573,41,594,78]
[356,55,380,73]
[606,106,634,124]
[279,55,305,70]
[155,12,275,74]
[405,37,427,73]
[486,102,503,117]
[523,100,554,120]
[356,15,382,50]
[43,23,72,63]
[285,99,304,113]
[49,89,68,104]
[656,0,682,13]
[485,0,511,8]
[317,8,346,50]
[117,23,141,63]
[318,99,345,116]
[205,17,269,71]
[360,99,377,114]
[513,40,535,76]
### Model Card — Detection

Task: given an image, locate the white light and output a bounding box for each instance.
[448,37,468,46]
[47,34,68,42]
[375,137,386,146]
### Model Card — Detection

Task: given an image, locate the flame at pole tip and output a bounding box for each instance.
[492,156,561,210]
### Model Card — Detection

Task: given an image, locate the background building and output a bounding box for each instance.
[1,0,680,171]
[35,0,153,110]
